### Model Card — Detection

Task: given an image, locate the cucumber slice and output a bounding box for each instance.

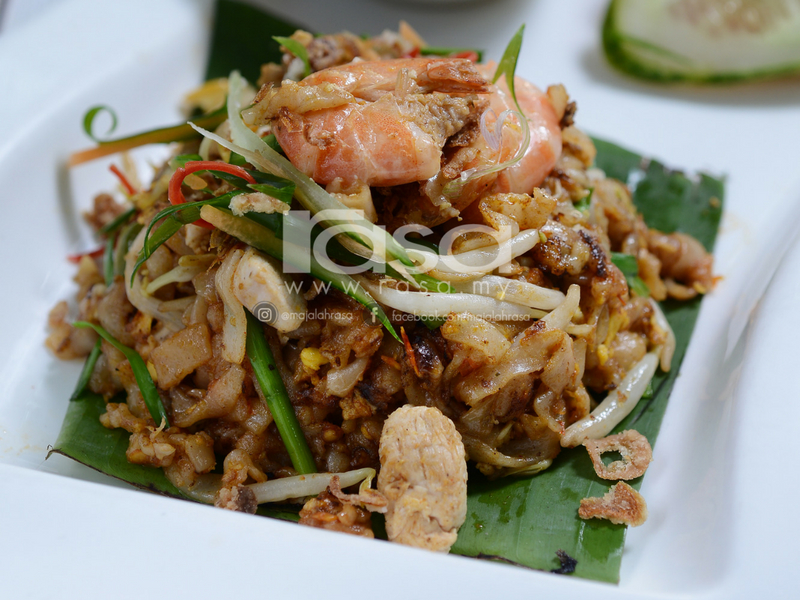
[603,0,800,83]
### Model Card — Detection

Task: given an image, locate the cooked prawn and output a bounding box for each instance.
[250,58,489,187]
[250,57,561,216]
[477,63,562,196]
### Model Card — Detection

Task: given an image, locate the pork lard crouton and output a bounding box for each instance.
[378,405,467,552]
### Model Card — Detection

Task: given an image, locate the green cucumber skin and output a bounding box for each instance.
[602,0,800,85]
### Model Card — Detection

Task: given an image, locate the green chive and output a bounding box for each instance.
[103,234,116,286]
[72,322,169,426]
[98,207,135,236]
[70,339,102,402]
[262,133,284,155]
[245,310,316,474]
[493,25,525,113]
[82,105,118,143]
[115,221,143,277]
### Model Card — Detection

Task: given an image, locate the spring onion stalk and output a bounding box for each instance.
[98,207,136,236]
[69,107,227,166]
[201,205,400,341]
[103,234,116,286]
[72,321,169,426]
[69,339,102,402]
[245,310,316,474]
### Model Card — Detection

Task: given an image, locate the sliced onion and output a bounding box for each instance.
[541,284,581,330]
[145,265,205,295]
[650,298,676,372]
[462,435,552,477]
[441,312,511,360]
[158,296,197,312]
[453,275,565,311]
[248,468,376,504]
[124,226,184,331]
[360,278,545,321]
[326,356,369,397]
[560,352,659,447]
[215,249,247,364]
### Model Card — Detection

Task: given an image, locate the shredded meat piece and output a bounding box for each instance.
[378,405,467,552]
[578,481,648,526]
[299,489,375,538]
[45,301,98,360]
[584,429,652,480]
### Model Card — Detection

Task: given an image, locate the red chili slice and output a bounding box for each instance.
[67,247,104,263]
[109,164,137,196]
[168,161,256,229]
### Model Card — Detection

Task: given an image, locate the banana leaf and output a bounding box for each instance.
[50,0,724,584]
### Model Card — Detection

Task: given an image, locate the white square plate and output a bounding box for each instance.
[1,0,799,597]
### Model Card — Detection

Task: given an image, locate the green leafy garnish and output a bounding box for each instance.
[272,35,311,78]
[170,154,204,169]
[72,322,169,427]
[492,24,525,112]
[574,188,593,212]
[246,310,316,474]
[262,133,284,155]
[611,252,650,297]
[82,105,118,143]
